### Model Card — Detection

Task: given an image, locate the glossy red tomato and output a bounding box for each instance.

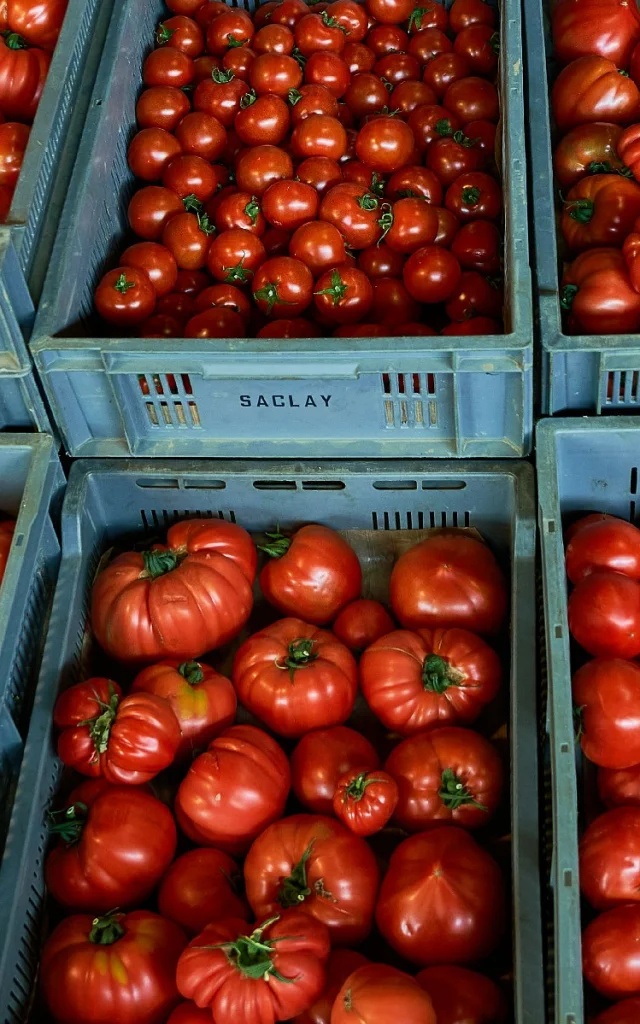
[386,164,444,204]
[332,599,395,651]
[232,617,357,737]
[423,52,473,97]
[568,570,640,657]
[449,0,497,33]
[121,241,178,297]
[138,312,183,337]
[156,13,204,56]
[553,122,626,188]
[369,275,421,326]
[128,185,183,239]
[445,170,502,221]
[291,113,347,160]
[168,0,209,13]
[560,173,640,251]
[565,514,640,582]
[95,267,157,326]
[159,848,249,934]
[445,270,502,320]
[262,179,319,229]
[390,533,508,635]
[376,827,506,965]
[236,92,291,145]
[326,0,368,40]
[454,24,498,74]
[268,0,310,29]
[304,51,351,97]
[385,726,503,831]
[206,9,254,54]
[0,33,49,119]
[573,658,640,768]
[213,191,264,236]
[390,79,438,118]
[580,806,640,909]
[409,27,452,65]
[0,123,26,191]
[382,196,438,253]
[235,143,293,195]
[553,56,640,129]
[442,314,501,334]
[136,86,191,131]
[174,111,227,161]
[357,243,405,278]
[374,52,421,84]
[7,0,68,51]
[291,726,380,814]
[253,23,295,54]
[343,40,376,73]
[552,0,640,67]
[583,904,640,998]
[426,135,485,186]
[416,966,508,1024]
[244,813,380,944]
[128,127,182,181]
[252,254,314,315]
[332,965,437,1024]
[176,724,290,853]
[599,763,640,807]
[207,227,266,283]
[222,44,255,80]
[333,766,399,836]
[366,0,414,24]
[257,317,322,337]
[313,265,374,323]
[143,46,195,89]
[249,52,302,95]
[290,83,340,122]
[451,218,501,272]
[289,220,347,277]
[563,246,640,333]
[295,11,347,56]
[46,780,177,912]
[194,69,248,126]
[403,244,462,302]
[443,76,499,123]
[356,116,416,173]
[291,949,369,1024]
[297,155,343,195]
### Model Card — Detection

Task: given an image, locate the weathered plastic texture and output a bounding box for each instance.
[536,417,640,1023]
[30,0,532,459]
[524,0,640,415]
[0,236,51,432]
[0,434,63,868]
[0,458,542,1023]
[2,0,117,301]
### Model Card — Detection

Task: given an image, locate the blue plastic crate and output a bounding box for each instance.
[536,417,640,1023]
[2,0,117,301]
[524,0,640,416]
[0,457,542,1024]
[29,0,532,459]
[0,433,63,869]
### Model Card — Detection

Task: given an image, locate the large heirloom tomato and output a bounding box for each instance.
[375,827,505,965]
[0,32,49,120]
[177,910,330,1024]
[417,965,508,1024]
[565,513,640,582]
[232,618,358,738]
[560,174,640,251]
[331,965,436,1024]
[593,999,640,1023]
[572,658,640,768]
[176,724,290,853]
[41,911,187,1024]
[390,533,508,635]
[580,806,640,909]
[46,779,177,912]
[385,726,504,831]
[561,247,640,333]
[551,0,640,67]
[599,763,640,807]
[132,659,236,759]
[291,726,380,814]
[244,814,380,945]
[359,626,501,734]
[258,525,361,624]
[7,0,68,51]
[54,678,181,783]
[568,570,640,657]
[618,123,640,180]
[333,767,399,836]
[91,518,256,662]
[583,904,640,998]
[552,56,640,130]
[553,123,627,190]
[159,847,249,934]
[292,950,368,1024]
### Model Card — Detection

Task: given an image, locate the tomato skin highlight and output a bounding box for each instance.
[331,964,437,1024]
[568,569,640,657]
[583,903,640,999]
[580,805,640,909]
[291,725,381,814]
[572,657,640,768]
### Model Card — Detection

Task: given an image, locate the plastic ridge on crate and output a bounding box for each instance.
[524,0,640,416]
[29,0,532,459]
[0,433,63,868]
[2,0,117,302]
[535,417,640,1024]
[0,235,51,432]
[0,458,543,1024]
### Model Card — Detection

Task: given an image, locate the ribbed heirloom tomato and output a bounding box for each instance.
[552,56,640,129]
[159,847,249,934]
[333,766,399,835]
[551,0,640,66]
[7,0,68,51]
[561,247,640,333]
[560,173,640,251]
[0,31,50,119]
[572,658,640,768]
[580,806,640,909]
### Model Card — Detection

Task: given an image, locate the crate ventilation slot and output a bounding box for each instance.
[381,372,438,429]
[371,510,471,530]
[141,509,236,533]
[603,370,640,408]
[138,374,201,430]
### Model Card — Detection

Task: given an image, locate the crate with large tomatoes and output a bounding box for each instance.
[0,459,543,1023]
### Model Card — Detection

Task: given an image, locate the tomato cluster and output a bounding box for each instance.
[549,0,640,334]
[562,514,640,1020]
[0,0,68,220]
[39,513,512,1024]
[93,0,505,340]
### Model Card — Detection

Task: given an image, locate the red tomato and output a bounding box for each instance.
[0,183,13,221]
[291,113,347,160]
[257,317,322,337]
[565,514,640,582]
[95,267,157,326]
[177,910,330,1024]
[167,0,208,12]
[443,76,498,123]
[156,15,204,56]
[253,23,295,54]
[41,911,186,1024]
[128,185,184,240]
[291,949,369,1024]
[207,227,266,283]
[426,134,485,186]
[138,313,183,337]
[599,763,640,807]
[121,241,178,297]
[291,726,380,814]
[385,726,503,831]
[128,127,183,181]
[235,143,294,195]
[583,904,640,999]
[403,245,462,302]
[320,182,383,248]
[451,218,501,272]
[0,121,28,186]
[343,40,376,73]
[214,191,265,235]
[390,78,438,117]
[176,724,290,853]
[7,0,67,51]
[580,806,640,909]
[333,766,399,835]
[365,23,409,56]
[207,9,254,54]
[136,86,192,131]
[552,0,640,67]
[235,92,291,146]
[0,519,14,587]
[159,848,249,934]
[143,46,194,89]
[175,111,227,160]
[332,599,395,651]
[445,270,502,320]
[357,243,405,278]
[366,0,414,24]
[355,116,415,173]
[552,56,640,129]
[592,998,640,1023]
[568,570,640,657]
[561,246,640,333]
[390,533,508,635]
[416,966,508,1024]
[453,24,498,75]
[252,254,314,315]
[385,164,444,204]
[326,0,368,41]
[194,69,248,126]
[449,0,497,33]
[45,780,176,912]
[222,44,255,80]
[291,83,340,122]
[408,2,449,32]
[553,122,626,189]
[168,1006,211,1024]
[0,33,49,119]
[290,220,348,277]
[244,813,380,944]
[619,122,640,181]
[382,196,438,253]
[374,51,421,84]
[560,173,640,251]
[249,52,302,95]
[445,170,502,222]
[313,265,374,323]
[442,315,501,334]
[376,826,505,964]
[332,965,437,1024]
[423,53,472,98]
[297,155,343,195]
[573,657,640,768]
[304,52,351,97]
[295,11,347,56]
[232,617,357,737]
[262,179,320,229]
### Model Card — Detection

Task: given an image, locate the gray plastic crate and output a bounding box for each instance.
[0,433,63,868]
[0,457,542,1023]
[536,417,640,1023]
[30,0,532,459]
[2,0,116,301]
[524,0,640,415]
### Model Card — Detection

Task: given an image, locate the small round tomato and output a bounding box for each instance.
[357,243,405,278]
[136,86,191,131]
[121,242,178,297]
[251,254,314,316]
[599,763,640,808]
[409,27,452,65]
[370,275,422,326]
[327,0,368,40]
[168,0,210,12]
[383,196,439,252]
[214,191,265,235]
[313,265,374,323]
[159,848,248,934]
[583,904,640,999]
[386,165,444,205]
[95,267,157,326]
[445,270,502,320]
[417,966,507,1024]
[235,143,293,195]
[207,227,266,283]
[444,76,499,123]
[290,83,339,122]
[552,55,640,130]
[194,53,222,82]
[304,51,351,97]
[366,0,414,24]
[291,113,347,159]
[333,767,399,836]
[342,161,386,194]
[143,46,194,88]
[573,657,640,768]
[422,52,472,99]
[297,155,343,194]
[156,15,205,57]
[253,23,295,54]
[295,11,347,56]
[162,210,216,270]
[249,51,303,95]
[356,116,416,173]
[390,79,438,118]
[580,806,640,909]
[445,170,502,221]
[569,570,640,657]
[194,68,248,126]
[426,134,485,186]
[138,313,183,337]
[320,182,383,248]
[195,283,252,325]
[291,726,380,814]
[344,72,390,120]
[366,23,409,55]
[374,52,421,85]
[269,0,310,28]
[163,153,220,201]
[257,317,322,337]
[235,92,291,145]
[333,599,395,650]
[289,219,348,276]
[403,245,461,302]
[451,218,501,272]
[454,24,499,75]
[343,39,376,73]
[128,185,184,239]
[128,127,182,181]
[156,292,198,322]
[407,103,462,152]
[449,0,497,33]
[206,9,254,54]
[222,45,256,80]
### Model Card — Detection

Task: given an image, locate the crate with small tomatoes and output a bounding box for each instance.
[538,417,640,1024]
[0,457,544,1024]
[28,0,532,459]
[525,0,640,415]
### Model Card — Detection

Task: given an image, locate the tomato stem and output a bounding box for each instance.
[196,916,298,983]
[439,767,487,811]
[240,89,257,109]
[227,34,247,48]
[211,68,235,84]
[48,802,88,844]
[377,203,394,244]
[253,280,295,313]
[89,912,126,946]
[224,257,254,284]
[408,7,433,31]
[490,31,500,54]
[422,653,460,693]
[435,118,454,138]
[288,88,302,105]
[2,31,29,50]
[278,842,314,907]
[257,529,291,558]
[343,771,386,803]
[573,703,585,742]
[275,639,319,681]
[560,283,578,311]
[178,661,205,685]
[314,269,348,306]
[114,273,136,295]
[564,197,594,224]
[142,549,180,578]
[155,23,174,45]
[244,196,261,226]
[452,130,479,149]
[358,192,379,212]
[77,683,120,759]
[461,186,481,207]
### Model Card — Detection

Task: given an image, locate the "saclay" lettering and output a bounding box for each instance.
[239,395,332,408]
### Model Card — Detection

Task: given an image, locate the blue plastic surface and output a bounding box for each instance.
[30,0,532,459]
[0,458,542,1023]
[524,0,640,415]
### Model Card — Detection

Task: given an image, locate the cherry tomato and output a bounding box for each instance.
[249,52,303,95]
[291,112,347,159]
[261,179,319,230]
[163,153,220,201]
[253,23,295,54]
[235,143,293,195]
[156,292,198,322]
[451,218,501,272]
[409,3,449,32]
[333,767,399,835]
[156,15,205,57]
[343,39,377,73]
[383,196,439,252]
[357,242,405,278]
[290,83,339,122]
[426,133,484,186]
[390,79,438,117]
[366,0,414,25]
[444,76,499,123]
[269,0,310,29]
[236,91,291,145]
[162,210,215,270]
[222,44,256,80]
[252,255,314,316]
[409,27,452,64]
[374,51,421,84]
[121,242,178,297]
[136,86,191,131]
[143,46,195,88]
[194,53,221,81]
[289,220,348,276]
[366,23,409,55]
[195,283,252,325]
[326,0,369,40]
[184,307,246,337]
[403,245,461,302]
[344,72,389,120]
[138,313,183,337]
[128,127,183,182]
[445,170,502,221]
[304,52,351,97]
[297,155,344,194]
[356,116,415,172]
[175,111,227,160]
[214,190,265,235]
[408,103,462,152]
[257,317,322,337]
[599,763,640,808]
[295,11,347,56]
[95,268,157,326]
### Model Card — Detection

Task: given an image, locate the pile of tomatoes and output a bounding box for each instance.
[549,0,640,334]
[563,513,640,1022]
[0,0,68,221]
[39,516,511,1024]
[93,0,505,340]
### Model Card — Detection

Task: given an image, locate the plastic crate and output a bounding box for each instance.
[0,433,63,868]
[0,235,51,432]
[536,417,640,1023]
[524,0,640,416]
[0,457,542,1024]
[29,0,532,460]
[2,0,117,301]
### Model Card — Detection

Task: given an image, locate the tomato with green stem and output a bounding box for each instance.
[560,173,640,251]
[163,154,220,202]
[408,104,462,152]
[128,185,184,240]
[573,658,640,768]
[222,44,256,80]
[185,307,246,337]
[454,25,499,75]
[326,0,368,40]
[382,196,439,252]
[423,52,472,98]
[445,170,502,221]
[426,134,485,186]
[207,227,266,283]
[390,79,438,117]
[252,255,314,316]
[366,0,414,25]
[95,267,157,326]
[121,242,178,297]
[291,726,380,815]
[445,270,502,321]
[561,246,640,333]
[319,182,383,247]
[214,191,265,235]
[195,283,252,324]
[0,32,49,119]
[333,767,399,836]
[156,15,205,57]
[290,83,339,121]
[344,71,390,120]
[206,9,254,55]
[313,265,373,323]
[159,848,249,934]
[128,127,182,181]
[194,69,249,127]
[365,23,409,56]
[249,51,303,95]
[235,91,291,145]
[332,965,437,1024]
[162,209,215,270]
[295,11,347,56]
[291,950,369,1024]
[408,27,452,65]
[552,56,640,130]
[7,0,68,51]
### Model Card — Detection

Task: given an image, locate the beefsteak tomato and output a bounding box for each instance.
[565,513,640,582]
[580,806,640,909]
[561,246,640,333]
[572,658,640,768]
[333,767,399,836]
[583,904,640,999]
[331,965,436,1024]
[167,1006,212,1024]
[551,0,640,67]
[291,726,380,814]
[560,173,640,251]
[552,56,640,130]
[7,0,68,50]
[0,31,49,119]
[554,122,627,189]
[568,569,640,657]
[159,847,249,934]
[599,763,640,806]
[292,950,369,1024]
[416,965,508,1024]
